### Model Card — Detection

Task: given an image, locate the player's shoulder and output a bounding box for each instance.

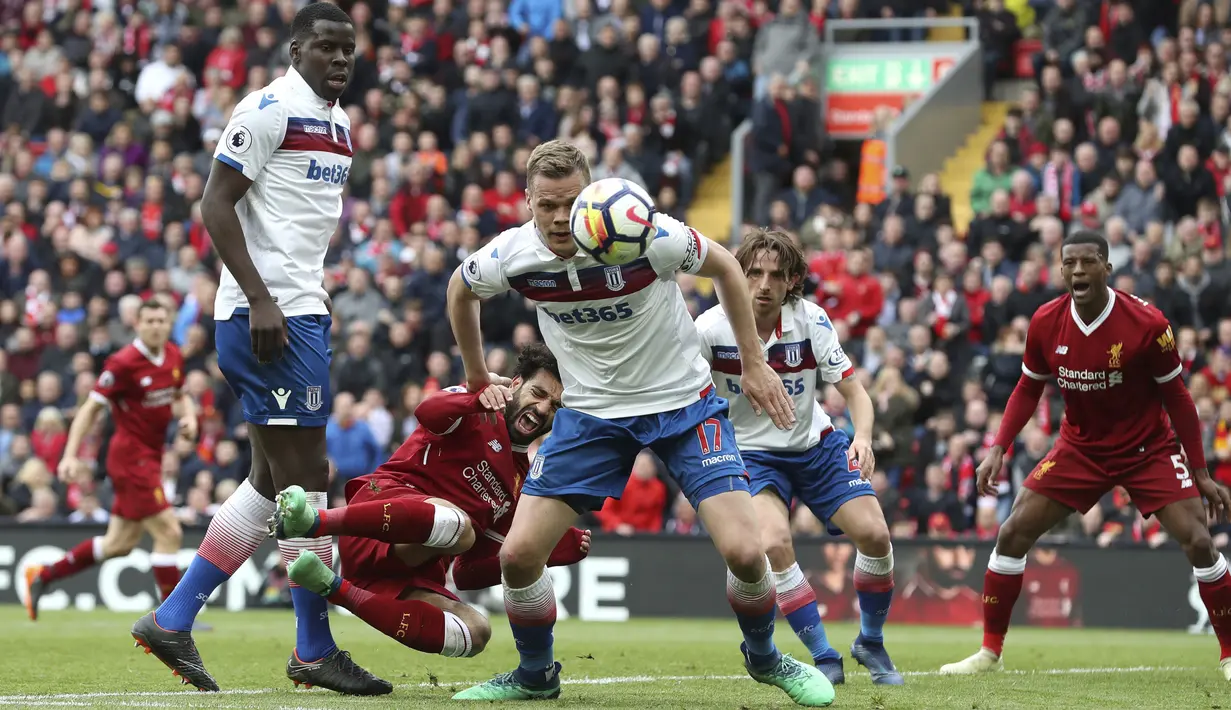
[107,343,141,366]
[694,304,730,333]
[1113,289,1169,330]
[1029,293,1070,326]
[232,80,289,120]
[793,299,835,332]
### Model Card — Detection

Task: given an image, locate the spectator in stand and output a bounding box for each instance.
[597,452,668,535]
[325,393,383,493]
[971,141,1015,216]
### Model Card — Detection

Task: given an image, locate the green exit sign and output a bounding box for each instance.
[826,57,941,93]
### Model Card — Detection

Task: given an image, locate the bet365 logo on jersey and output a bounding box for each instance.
[542,302,633,325]
[306,159,349,185]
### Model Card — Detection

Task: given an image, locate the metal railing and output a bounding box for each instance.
[729,17,981,240]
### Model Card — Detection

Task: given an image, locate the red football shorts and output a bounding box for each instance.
[109,455,170,521]
[337,477,459,601]
[1023,438,1199,516]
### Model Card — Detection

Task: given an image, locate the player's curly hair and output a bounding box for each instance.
[735,228,807,303]
[291,2,353,41]
[1063,230,1110,262]
[526,140,591,191]
[513,343,561,385]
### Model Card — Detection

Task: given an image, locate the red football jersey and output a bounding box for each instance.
[90,340,184,458]
[374,387,529,536]
[1021,289,1182,460]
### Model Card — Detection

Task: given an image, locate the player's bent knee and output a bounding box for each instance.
[856,522,892,558]
[719,538,768,582]
[762,531,795,571]
[423,502,474,553]
[1182,528,1218,566]
[499,542,549,583]
[467,614,492,656]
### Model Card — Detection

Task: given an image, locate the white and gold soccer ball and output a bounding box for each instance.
[569,178,657,266]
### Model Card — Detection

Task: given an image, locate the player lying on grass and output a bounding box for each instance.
[940,231,1231,681]
[697,230,901,686]
[26,300,196,620]
[448,141,834,707]
[269,344,591,661]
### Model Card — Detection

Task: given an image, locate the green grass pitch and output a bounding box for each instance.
[0,607,1225,708]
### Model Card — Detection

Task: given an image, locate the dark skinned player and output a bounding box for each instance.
[940,231,1231,681]
[130,3,389,695]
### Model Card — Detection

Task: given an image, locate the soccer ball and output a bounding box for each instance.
[569,178,657,265]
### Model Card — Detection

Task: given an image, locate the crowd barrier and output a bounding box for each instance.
[0,525,1212,632]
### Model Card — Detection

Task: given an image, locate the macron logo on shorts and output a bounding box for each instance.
[272,388,291,410]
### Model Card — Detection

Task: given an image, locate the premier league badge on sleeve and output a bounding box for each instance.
[225,126,253,154]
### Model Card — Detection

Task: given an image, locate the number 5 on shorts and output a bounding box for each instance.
[695,418,723,454]
[1172,454,1194,489]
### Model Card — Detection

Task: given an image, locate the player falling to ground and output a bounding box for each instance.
[940,231,1231,680]
[130,4,388,696]
[696,230,902,686]
[448,140,834,706]
[23,300,196,620]
[267,344,591,662]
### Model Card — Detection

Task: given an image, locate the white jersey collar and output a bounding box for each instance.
[133,338,165,367]
[284,66,333,109]
[1069,288,1116,336]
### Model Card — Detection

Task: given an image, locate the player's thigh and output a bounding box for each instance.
[501,494,581,584]
[648,392,747,508]
[1153,495,1216,563]
[101,513,145,556]
[140,506,183,551]
[697,488,765,577]
[398,587,492,654]
[791,431,880,538]
[250,423,328,491]
[828,493,890,550]
[1017,442,1107,518]
[750,489,796,569]
[524,407,640,509]
[997,487,1080,558]
[1120,447,1201,522]
[216,312,332,431]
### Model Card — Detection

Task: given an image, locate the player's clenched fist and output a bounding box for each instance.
[741,359,796,430]
[56,456,87,483]
[976,445,1006,497]
[1196,469,1231,524]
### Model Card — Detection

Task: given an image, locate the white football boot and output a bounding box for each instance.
[939,648,1004,675]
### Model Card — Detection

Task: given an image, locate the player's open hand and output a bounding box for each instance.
[741,360,796,430]
[477,383,512,423]
[178,415,198,442]
[976,445,1006,497]
[248,297,288,364]
[1196,470,1231,524]
[848,436,875,480]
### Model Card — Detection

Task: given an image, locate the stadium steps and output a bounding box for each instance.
[929,2,967,42]
[940,101,1009,235]
[686,157,734,244]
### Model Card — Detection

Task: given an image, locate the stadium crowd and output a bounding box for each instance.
[0,0,1225,550]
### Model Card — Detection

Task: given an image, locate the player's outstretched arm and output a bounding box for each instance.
[696,241,795,429]
[58,396,104,482]
[834,376,876,479]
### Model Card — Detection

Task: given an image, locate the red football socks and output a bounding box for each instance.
[40,538,98,583]
[316,498,437,543]
[327,579,445,653]
[152,565,181,601]
[1199,571,1231,660]
[981,569,1024,656]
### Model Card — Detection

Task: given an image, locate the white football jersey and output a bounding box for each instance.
[696,299,854,451]
[462,214,713,418]
[212,67,352,320]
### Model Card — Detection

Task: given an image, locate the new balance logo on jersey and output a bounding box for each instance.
[272,388,291,410]
[1055,346,1068,354]
[488,439,503,452]
[306,159,349,184]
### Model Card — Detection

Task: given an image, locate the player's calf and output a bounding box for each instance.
[288,550,482,658]
[272,485,472,552]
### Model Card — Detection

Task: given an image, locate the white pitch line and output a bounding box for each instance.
[0,666,1201,702]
